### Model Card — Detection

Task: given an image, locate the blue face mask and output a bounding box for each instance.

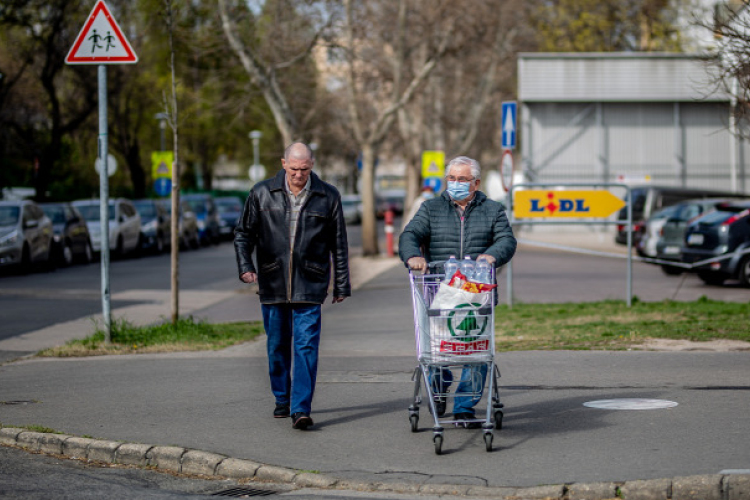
[447,181,471,201]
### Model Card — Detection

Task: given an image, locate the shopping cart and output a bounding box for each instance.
[407,266,503,454]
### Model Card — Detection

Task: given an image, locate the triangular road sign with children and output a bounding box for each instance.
[65,1,138,65]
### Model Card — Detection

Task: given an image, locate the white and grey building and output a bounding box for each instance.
[517,52,748,193]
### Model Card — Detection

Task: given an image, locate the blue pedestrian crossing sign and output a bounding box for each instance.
[501,101,517,150]
[154,177,171,197]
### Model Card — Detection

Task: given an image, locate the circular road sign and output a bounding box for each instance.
[500,149,513,192]
[249,164,266,182]
[95,154,118,177]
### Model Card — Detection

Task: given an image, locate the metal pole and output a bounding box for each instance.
[626,186,632,307]
[507,185,514,309]
[160,119,166,152]
[730,78,739,192]
[98,65,111,343]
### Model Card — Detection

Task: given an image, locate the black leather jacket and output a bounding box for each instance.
[234,170,351,304]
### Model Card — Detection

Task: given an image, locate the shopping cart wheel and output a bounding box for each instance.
[494,410,504,430]
[433,434,443,455]
[483,432,493,452]
[409,414,419,432]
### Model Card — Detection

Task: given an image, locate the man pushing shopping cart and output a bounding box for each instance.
[398,155,516,454]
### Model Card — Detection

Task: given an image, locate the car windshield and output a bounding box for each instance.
[216,199,242,213]
[185,199,207,214]
[41,206,67,224]
[133,203,157,218]
[650,205,679,221]
[0,206,20,226]
[76,203,116,221]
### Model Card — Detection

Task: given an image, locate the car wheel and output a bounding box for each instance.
[156,233,165,254]
[19,244,31,275]
[61,241,74,267]
[660,264,682,276]
[115,236,124,259]
[697,271,726,286]
[81,239,94,264]
[738,256,750,287]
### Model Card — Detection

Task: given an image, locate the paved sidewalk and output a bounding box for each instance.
[1,248,749,499]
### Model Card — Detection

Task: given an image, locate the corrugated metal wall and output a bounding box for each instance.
[524,101,746,191]
[519,54,748,193]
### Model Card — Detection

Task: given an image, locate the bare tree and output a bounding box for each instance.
[342,0,454,256]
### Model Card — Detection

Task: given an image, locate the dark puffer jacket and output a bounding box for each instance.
[234,170,351,304]
[398,191,516,268]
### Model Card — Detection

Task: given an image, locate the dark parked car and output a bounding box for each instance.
[681,200,750,286]
[655,198,747,275]
[214,196,243,239]
[155,199,200,250]
[615,185,746,246]
[182,194,221,245]
[40,202,93,266]
[376,190,405,218]
[0,200,54,272]
[133,199,171,254]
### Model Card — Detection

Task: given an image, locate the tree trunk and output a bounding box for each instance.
[360,143,379,256]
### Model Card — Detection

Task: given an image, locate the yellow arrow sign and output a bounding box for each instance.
[514,190,626,218]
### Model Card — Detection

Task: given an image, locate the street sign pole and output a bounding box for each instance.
[98,65,111,343]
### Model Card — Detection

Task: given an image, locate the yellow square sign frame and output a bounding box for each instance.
[421,151,445,179]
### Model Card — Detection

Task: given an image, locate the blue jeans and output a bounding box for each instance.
[262,303,322,415]
[430,365,488,415]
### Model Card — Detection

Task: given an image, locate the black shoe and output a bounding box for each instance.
[455,412,481,429]
[291,412,313,430]
[434,398,447,417]
[274,403,290,418]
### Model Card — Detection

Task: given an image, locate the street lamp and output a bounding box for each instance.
[248,130,265,183]
[155,112,169,151]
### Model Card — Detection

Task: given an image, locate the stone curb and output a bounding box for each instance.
[2,426,749,499]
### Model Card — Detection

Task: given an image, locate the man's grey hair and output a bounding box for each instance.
[284,142,314,161]
[447,156,481,180]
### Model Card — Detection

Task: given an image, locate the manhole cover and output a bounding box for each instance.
[583,398,678,410]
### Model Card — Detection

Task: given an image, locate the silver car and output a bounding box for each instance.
[72,198,142,258]
[0,200,55,272]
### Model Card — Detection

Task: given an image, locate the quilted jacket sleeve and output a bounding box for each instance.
[483,207,517,267]
[398,202,431,266]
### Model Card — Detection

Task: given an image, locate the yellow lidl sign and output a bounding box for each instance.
[421,150,445,179]
[514,190,626,218]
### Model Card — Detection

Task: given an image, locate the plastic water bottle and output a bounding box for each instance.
[443,255,459,282]
[474,257,492,284]
[459,256,475,281]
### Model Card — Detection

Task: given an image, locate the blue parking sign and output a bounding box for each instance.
[154,177,171,197]
[423,177,443,193]
[501,101,517,150]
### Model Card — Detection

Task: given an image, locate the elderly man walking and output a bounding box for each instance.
[399,155,516,426]
[234,142,351,430]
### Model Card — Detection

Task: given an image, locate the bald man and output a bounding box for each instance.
[234,142,351,430]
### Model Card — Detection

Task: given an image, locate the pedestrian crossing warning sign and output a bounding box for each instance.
[65,1,138,65]
[421,151,445,179]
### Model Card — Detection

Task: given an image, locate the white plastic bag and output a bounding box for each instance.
[429,283,489,311]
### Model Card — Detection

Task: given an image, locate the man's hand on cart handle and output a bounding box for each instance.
[240,272,257,284]
[477,254,496,265]
[407,256,428,274]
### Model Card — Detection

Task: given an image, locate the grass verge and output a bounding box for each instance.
[494,297,750,351]
[37,317,263,357]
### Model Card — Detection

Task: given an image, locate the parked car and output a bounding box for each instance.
[655,198,748,275]
[39,202,93,266]
[133,199,171,254]
[214,196,243,239]
[155,198,200,250]
[0,200,54,272]
[376,190,405,218]
[341,194,363,224]
[182,194,221,245]
[615,185,746,246]
[635,205,679,258]
[72,198,141,258]
[680,200,750,286]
